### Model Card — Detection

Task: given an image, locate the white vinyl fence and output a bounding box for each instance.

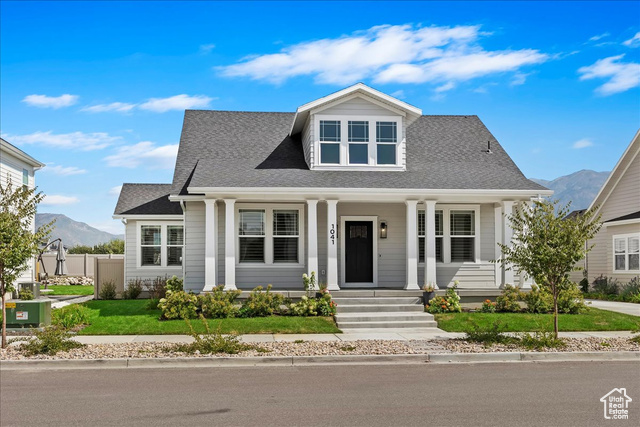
[39,253,124,278]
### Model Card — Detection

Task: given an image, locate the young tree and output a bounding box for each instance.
[0,178,52,348]
[496,200,601,339]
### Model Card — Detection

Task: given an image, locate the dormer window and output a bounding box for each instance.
[319,120,341,164]
[348,121,369,164]
[376,121,397,165]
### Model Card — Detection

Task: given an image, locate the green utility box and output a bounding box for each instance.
[4,299,52,328]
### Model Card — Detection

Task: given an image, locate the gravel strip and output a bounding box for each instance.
[1,337,638,360]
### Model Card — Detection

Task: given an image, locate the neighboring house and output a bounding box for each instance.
[575,130,640,283]
[114,84,551,293]
[0,137,46,283]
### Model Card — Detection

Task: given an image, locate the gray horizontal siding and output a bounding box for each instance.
[321,97,399,116]
[185,201,205,292]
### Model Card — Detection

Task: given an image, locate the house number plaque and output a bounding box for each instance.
[330,224,336,245]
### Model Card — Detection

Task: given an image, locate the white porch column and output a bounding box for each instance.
[307,200,319,288]
[203,199,217,292]
[502,201,515,286]
[326,200,339,290]
[405,200,420,290]
[224,199,237,290]
[424,200,438,289]
[494,204,503,287]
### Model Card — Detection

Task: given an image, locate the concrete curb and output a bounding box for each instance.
[1,351,638,370]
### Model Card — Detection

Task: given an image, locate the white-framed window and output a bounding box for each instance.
[138,223,184,268]
[418,205,480,264]
[22,169,29,187]
[236,204,304,266]
[613,233,640,272]
[418,210,443,263]
[315,115,402,168]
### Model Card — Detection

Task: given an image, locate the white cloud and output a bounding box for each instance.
[578,54,640,95]
[2,131,120,151]
[42,165,87,176]
[109,185,123,196]
[81,102,137,113]
[623,32,640,47]
[434,82,455,93]
[138,95,213,112]
[390,90,405,99]
[104,141,178,169]
[22,94,79,109]
[573,138,594,149]
[589,32,610,42]
[41,195,79,205]
[218,24,548,86]
[510,72,529,86]
[88,219,124,235]
[199,43,216,54]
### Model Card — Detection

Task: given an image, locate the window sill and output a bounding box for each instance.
[237,263,305,269]
[138,265,183,269]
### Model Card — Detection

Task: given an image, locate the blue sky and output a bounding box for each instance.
[1,1,639,235]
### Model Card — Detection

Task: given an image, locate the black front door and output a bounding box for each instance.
[345,221,373,283]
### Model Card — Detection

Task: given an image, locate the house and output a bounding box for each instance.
[114,84,551,293]
[0,137,46,284]
[575,130,640,283]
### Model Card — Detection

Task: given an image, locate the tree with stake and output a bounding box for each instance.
[495,200,601,339]
[0,178,52,348]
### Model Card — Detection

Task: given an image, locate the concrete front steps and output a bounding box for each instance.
[333,295,437,330]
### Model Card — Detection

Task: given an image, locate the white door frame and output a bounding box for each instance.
[340,215,378,288]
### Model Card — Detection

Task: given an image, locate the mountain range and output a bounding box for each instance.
[35,213,123,247]
[529,169,610,211]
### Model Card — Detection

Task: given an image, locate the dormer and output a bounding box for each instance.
[290,83,422,171]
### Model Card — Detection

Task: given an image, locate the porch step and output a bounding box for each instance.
[332,297,422,305]
[336,320,438,329]
[336,304,424,313]
[335,312,435,323]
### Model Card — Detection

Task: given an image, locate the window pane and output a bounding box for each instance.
[167,247,182,266]
[615,254,626,270]
[239,237,264,262]
[22,169,29,185]
[376,121,397,143]
[629,254,639,271]
[418,212,425,236]
[349,144,368,164]
[141,246,161,266]
[419,236,425,263]
[320,143,340,164]
[273,210,298,235]
[614,238,626,253]
[167,226,184,245]
[377,144,396,165]
[435,211,443,236]
[239,210,265,236]
[348,121,369,142]
[451,211,475,235]
[628,237,639,253]
[320,120,340,142]
[141,226,161,245]
[436,237,443,262]
[274,237,298,263]
[420,237,443,262]
[451,237,474,262]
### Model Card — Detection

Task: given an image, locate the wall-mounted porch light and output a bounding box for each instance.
[380,220,388,239]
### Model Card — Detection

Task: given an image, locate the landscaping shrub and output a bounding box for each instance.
[166,275,184,293]
[464,321,515,346]
[556,281,586,314]
[518,331,565,350]
[198,286,241,318]
[426,286,461,314]
[288,292,337,317]
[145,276,168,300]
[12,326,84,356]
[522,285,552,314]
[98,281,117,300]
[122,279,143,300]
[172,316,255,355]
[496,285,523,313]
[18,288,34,300]
[238,285,287,317]
[146,298,160,310]
[479,299,496,313]
[620,277,640,301]
[592,275,620,295]
[302,271,317,297]
[52,304,90,329]
[579,277,590,293]
[158,290,198,320]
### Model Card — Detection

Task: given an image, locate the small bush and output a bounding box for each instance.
[146,298,160,310]
[13,326,84,356]
[629,334,640,344]
[519,331,565,350]
[18,288,34,300]
[166,275,184,293]
[122,279,143,300]
[579,277,590,293]
[556,281,586,314]
[198,286,241,318]
[620,277,640,300]
[523,285,552,314]
[288,292,337,317]
[496,284,523,313]
[426,285,461,314]
[98,281,117,300]
[145,276,168,300]
[592,275,620,295]
[158,290,198,320]
[238,285,287,317]
[172,316,254,355]
[52,304,90,329]
[464,321,515,346]
[479,299,496,313]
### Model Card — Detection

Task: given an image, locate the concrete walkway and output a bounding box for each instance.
[65,329,638,345]
[50,295,94,309]
[586,299,640,316]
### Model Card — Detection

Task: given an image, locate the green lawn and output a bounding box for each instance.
[435,308,640,332]
[77,300,341,335]
[44,285,94,296]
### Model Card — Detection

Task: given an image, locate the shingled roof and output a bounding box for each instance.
[114,184,182,216]
[170,111,547,194]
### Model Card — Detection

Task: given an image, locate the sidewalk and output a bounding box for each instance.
[67,329,637,345]
[586,299,640,317]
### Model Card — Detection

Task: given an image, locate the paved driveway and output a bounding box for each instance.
[586,299,640,317]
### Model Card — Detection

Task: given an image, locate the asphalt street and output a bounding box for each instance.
[1,361,638,426]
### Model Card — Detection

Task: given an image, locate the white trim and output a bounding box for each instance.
[340,215,379,288]
[603,218,640,228]
[424,200,438,288]
[136,221,184,269]
[405,201,419,289]
[224,199,237,289]
[307,200,319,280]
[494,204,503,287]
[0,139,45,168]
[612,232,640,273]
[326,200,339,290]
[114,215,181,220]
[203,199,217,291]
[310,92,408,117]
